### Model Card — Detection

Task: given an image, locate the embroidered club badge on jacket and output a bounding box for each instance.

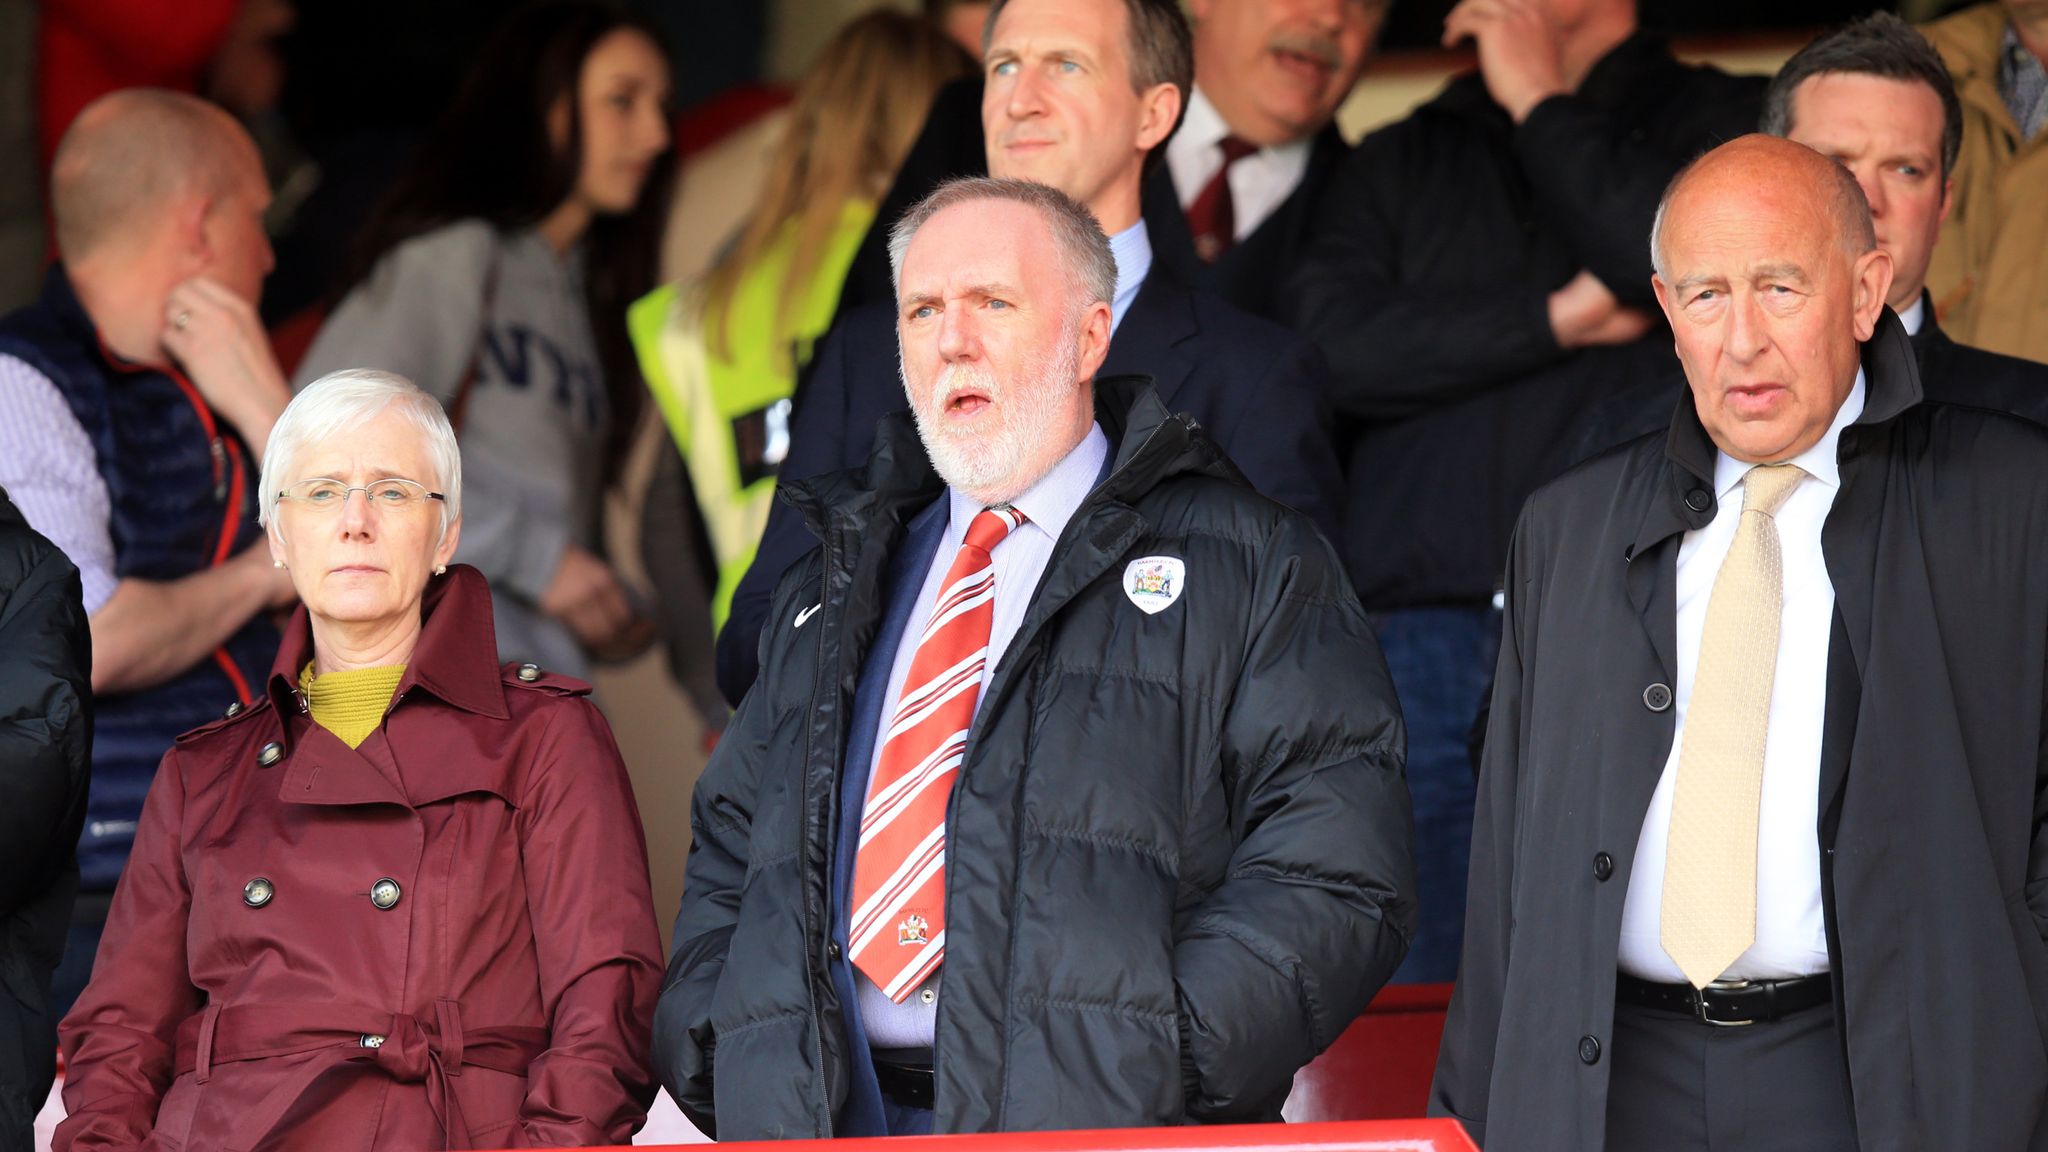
[1123,556,1185,615]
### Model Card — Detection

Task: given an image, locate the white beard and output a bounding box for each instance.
[906,318,1085,506]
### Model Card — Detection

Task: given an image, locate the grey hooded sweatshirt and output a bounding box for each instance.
[295,220,609,677]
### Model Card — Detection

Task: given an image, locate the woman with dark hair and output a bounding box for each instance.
[296,0,672,679]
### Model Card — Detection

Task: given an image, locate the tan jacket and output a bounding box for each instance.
[1924,3,2048,362]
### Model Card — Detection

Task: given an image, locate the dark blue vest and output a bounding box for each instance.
[0,266,277,892]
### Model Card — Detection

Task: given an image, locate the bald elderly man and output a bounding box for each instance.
[1433,135,2048,1151]
[0,89,295,1015]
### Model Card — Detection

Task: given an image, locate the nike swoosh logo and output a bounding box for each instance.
[794,603,822,629]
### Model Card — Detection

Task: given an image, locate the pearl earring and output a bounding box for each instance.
[434,564,447,576]
[273,560,285,569]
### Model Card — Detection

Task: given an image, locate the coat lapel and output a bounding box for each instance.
[275,720,414,808]
[1823,311,1924,677]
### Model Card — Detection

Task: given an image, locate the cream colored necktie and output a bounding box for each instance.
[1661,463,1807,989]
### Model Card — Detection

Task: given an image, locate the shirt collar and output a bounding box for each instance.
[1175,85,1229,156]
[1712,368,1866,500]
[947,422,1109,546]
[1166,86,1315,192]
[1898,295,1926,336]
[1109,221,1151,333]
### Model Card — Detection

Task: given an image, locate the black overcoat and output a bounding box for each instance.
[1432,313,2048,1151]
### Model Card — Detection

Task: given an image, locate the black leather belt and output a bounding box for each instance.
[873,1053,935,1109]
[1617,972,1832,1027]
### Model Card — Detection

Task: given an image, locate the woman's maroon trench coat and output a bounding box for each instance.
[56,567,664,1150]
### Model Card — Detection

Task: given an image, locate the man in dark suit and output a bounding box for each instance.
[1573,12,2048,460]
[835,0,1383,321]
[1434,135,2048,1151]
[1284,0,1765,985]
[716,0,1345,703]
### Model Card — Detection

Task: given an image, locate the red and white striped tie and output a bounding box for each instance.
[849,505,1026,1002]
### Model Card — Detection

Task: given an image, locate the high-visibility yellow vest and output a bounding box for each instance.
[629,200,875,633]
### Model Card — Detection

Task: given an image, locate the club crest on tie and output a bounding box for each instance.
[1123,556,1185,615]
[897,914,931,947]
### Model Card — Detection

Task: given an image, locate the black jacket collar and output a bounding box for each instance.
[782,374,1240,542]
[1633,308,1922,560]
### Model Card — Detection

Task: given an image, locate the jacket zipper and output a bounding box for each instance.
[801,522,839,1136]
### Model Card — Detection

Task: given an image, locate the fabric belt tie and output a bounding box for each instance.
[173,1000,547,1150]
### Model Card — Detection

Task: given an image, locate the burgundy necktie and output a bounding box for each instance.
[1185,136,1258,263]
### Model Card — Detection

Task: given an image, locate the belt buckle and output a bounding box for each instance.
[1696,978,1755,1027]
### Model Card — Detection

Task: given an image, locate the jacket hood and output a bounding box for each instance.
[265,563,510,726]
[780,374,1247,541]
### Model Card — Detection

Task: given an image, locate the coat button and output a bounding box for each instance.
[223,701,243,719]
[1642,683,1673,712]
[827,941,842,961]
[517,663,541,682]
[1593,852,1614,882]
[1685,489,1712,513]
[243,877,274,907]
[370,878,402,909]
[1579,1035,1602,1064]
[256,741,283,767]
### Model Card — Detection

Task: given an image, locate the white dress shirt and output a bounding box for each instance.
[855,423,1111,1048]
[1617,373,1868,983]
[1899,295,1926,336]
[1164,86,1313,242]
[0,353,118,612]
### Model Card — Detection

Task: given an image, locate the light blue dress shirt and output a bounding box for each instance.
[855,422,1112,1048]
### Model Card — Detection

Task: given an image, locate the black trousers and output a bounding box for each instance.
[1605,997,1858,1151]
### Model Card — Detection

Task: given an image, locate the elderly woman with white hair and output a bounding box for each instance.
[55,370,664,1151]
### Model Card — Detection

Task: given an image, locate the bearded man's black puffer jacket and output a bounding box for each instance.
[655,375,1416,1139]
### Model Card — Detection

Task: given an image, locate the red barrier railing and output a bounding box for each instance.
[552,1118,1476,1152]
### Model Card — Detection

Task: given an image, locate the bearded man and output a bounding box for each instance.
[652,176,1417,1140]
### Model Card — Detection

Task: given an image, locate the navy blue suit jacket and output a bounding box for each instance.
[715,267,1343,704]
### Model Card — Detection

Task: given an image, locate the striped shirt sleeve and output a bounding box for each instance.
[0,354,117,613]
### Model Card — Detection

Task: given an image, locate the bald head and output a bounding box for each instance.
[51,90,259,261]
[1648,134,1894,465]
[1650,134,1875,282]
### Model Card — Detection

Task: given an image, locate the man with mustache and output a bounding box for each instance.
[714,0,1345,704]
[1283,0,1765,985]
[1434,134,2048,1151]
[655,177,1415,1138]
